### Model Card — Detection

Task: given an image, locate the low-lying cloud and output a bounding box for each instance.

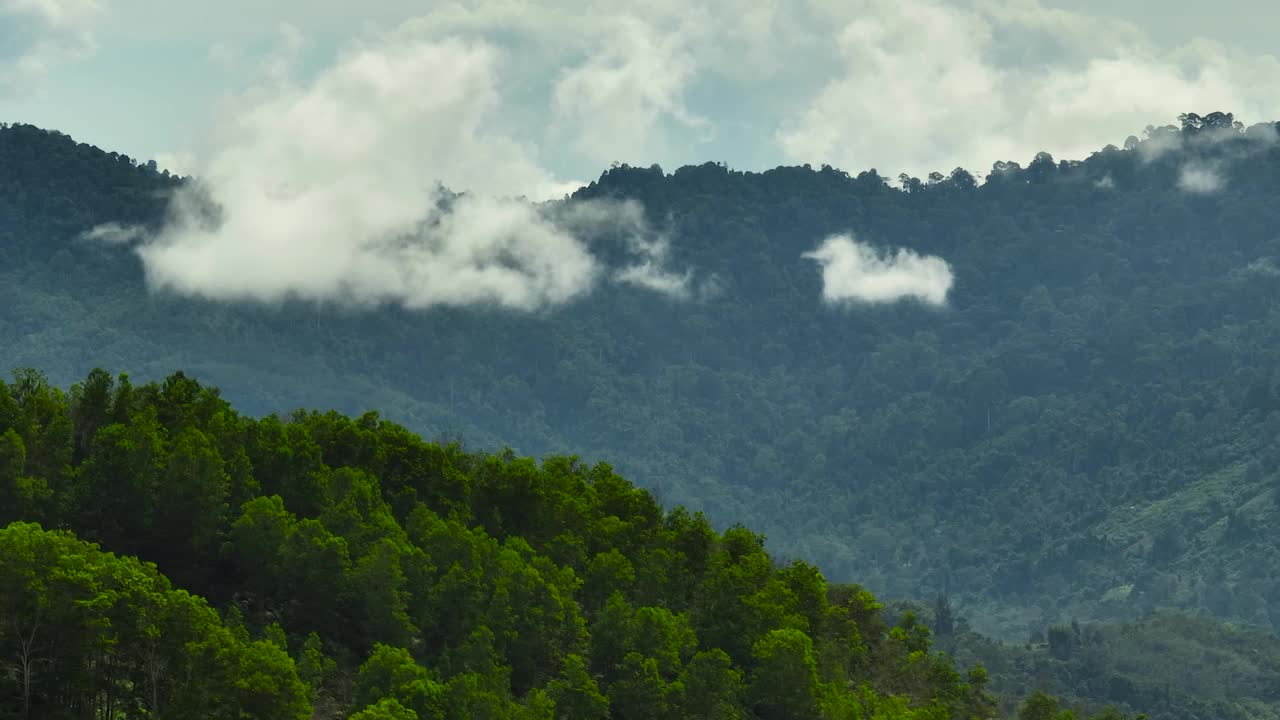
[1238,257,1280,278]
[1138,119,1274,192]
[110,28,693,311]
[550,199,693,299]
[615,247,693,298]
[803,234,953,307]
[139,191,602,310]
[1138,119,1278,163]
[78,221,145,245]
[1177,163,1224,194]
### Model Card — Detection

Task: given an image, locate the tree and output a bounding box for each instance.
[296,631,338,697]
[1019,690,1070,720]
[0,521,310,719]
[351,539,418,650]
[153,426,230,584]
[933,594,956,636]
[0,428,31,524]
[747,629,821,720]
[68,367,115,463]
[226,494,296,614]
[354,644,447,720]
[546,654,609,720]
[677,649,744,720]
[69,407,165,555]
[282,519,352,636]
[1047,625,1076,660]
[351,697,420,720]
[607,653,671,720]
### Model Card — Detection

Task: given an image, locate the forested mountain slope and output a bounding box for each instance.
[4,114,1280,640]
[901,597,1280,720]
[2,368,1008,719]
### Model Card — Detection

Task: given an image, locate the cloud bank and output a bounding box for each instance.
[355,0,1280,182]
[803,235,954,307]
[16,0,1280,187]
[550,16,709,168]
[776,0,1280,179]
[0,0,99,93]
[124,28,692,311]
[65,0,1280,314]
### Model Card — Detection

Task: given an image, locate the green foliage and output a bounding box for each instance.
[547,654,610,720]
[677,649,745,720]
[0,367,1004,718]
[350,697,420,720]
[748,628,822,720]
[0,521,310,719]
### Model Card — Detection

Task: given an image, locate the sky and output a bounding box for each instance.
[5,0,1280,185]
[3,0,1278,311]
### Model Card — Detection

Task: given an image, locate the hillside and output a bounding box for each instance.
[898,598,1280,720]
[4,115,1280,642]
[10,367,1275,719]
[2,367,1005,719]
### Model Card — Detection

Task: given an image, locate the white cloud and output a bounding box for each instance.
[778,0,1280,180]
[1137,117,1277,165]
[803,234,953,306]
[14,0,1280,190]
[79,222,146,244]
[124,27,689,311]
[551,15,709,167]
[152,151,196,177]
[1240,257,1280,277]
[393,3,725,172]
[614,230,694,298]
[552,197,694,298]
[1177,163,1224,194]
[0,0,100,93]
[615,261,693,298]
[141,191,600,310]
[1135,126,1185,162]
[263,22,306,84]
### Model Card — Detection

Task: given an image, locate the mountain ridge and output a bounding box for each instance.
[5,115,1280,646]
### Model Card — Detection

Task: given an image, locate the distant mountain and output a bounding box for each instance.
[4,114,1280,645]
[925,603,1280,720]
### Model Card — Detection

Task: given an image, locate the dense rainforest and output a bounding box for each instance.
[4,113,1280,716]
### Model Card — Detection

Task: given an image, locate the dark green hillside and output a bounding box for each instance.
[5,114,1280,641]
